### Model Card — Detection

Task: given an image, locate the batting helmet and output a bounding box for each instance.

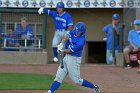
[56,2,65,8]
[112,13,120,20]
[74,22,86,36]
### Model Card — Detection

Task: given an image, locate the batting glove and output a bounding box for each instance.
[38,7,44,14]
[57,43,63,50]
[57,48,64,53]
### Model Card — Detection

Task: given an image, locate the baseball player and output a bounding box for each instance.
[46,22,101,93]
[15,17,33,40]
[124,19,140,68]
[102,13,121,65]
[3,27,19,47]
[38,2,73,62]
[15,17,34,51]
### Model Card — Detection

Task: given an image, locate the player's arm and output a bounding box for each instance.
[129,41,136,48]
[57,34,69,52]
[129,41,139,52]
[103,32,107,36]
[62,49,72,54]
[67,14,73,31]
[128,31,138,51]
[27,26,33,37]
[58,34,69,48]
[128,31,135,48]
[58,31,73,53]
[61,34,69,44]
[38,8,55,17]
[63,40,84,54]
[112,21,119,35]
[113,25,119,35]
[102,25,108,40]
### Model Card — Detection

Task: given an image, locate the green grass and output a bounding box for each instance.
[0,73,78,90]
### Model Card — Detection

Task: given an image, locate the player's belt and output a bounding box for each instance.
[56,29,66,31]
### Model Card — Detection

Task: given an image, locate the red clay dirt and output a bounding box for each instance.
[0,64,140,93]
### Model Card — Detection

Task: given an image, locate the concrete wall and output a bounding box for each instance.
[46,8,123,62]
[0,51,47,64]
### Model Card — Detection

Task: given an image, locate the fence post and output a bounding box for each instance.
[119,24,124,52]
[112,27,116,64]
[42,15,47,50]
[0,13,2,49]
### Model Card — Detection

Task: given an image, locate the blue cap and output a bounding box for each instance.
[134,19,140,25]
[56,2,65,8]
[112,13,120,20]
[74,22,86,35]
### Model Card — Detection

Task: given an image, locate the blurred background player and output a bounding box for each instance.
[102,13,121,65]
[46,22,101,93]
[38,2,73,62]
[15,17,33,51]
[123,19,140,68]
[15,17,33,40]
[2,27,19,51]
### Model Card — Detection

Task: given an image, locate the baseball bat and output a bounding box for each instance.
[59,52,64,69]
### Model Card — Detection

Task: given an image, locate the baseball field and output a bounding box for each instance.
[0,64,139,93]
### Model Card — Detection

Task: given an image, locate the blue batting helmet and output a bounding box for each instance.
[112,13,120,20]
[74,22,86,36]
[56,2,65,8]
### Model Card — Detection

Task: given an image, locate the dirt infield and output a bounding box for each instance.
[0,64,140,93]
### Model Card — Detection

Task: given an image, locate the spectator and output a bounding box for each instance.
[102,13,121,65]
[2,27,19,51]
[123,19,140,69]
[15,17,33,51]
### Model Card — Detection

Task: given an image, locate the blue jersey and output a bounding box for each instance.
[103,24,121,50]
[2,34,17,47]
[128,29,140,47]
[65,31,85,57]
[15,25,33,46]
[15,25,33,38]
[44,9,73,30]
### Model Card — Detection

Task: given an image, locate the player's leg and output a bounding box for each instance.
[66,55,101,93]
[123,46,133,68]
[106,49,113,64]
[115,50,119,58]
[52,31,61,62]
[108,50,119,64]
[47,58,68,93]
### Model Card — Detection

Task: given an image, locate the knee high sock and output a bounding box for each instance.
[82,79,96,89]
[49,81,61,93]
[53,47,58,58]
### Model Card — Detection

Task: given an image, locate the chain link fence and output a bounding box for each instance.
[0,11,44,52]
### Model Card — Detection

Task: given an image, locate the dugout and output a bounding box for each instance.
[86,41,106,63]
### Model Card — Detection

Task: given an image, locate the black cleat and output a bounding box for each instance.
[93,85,101,93]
